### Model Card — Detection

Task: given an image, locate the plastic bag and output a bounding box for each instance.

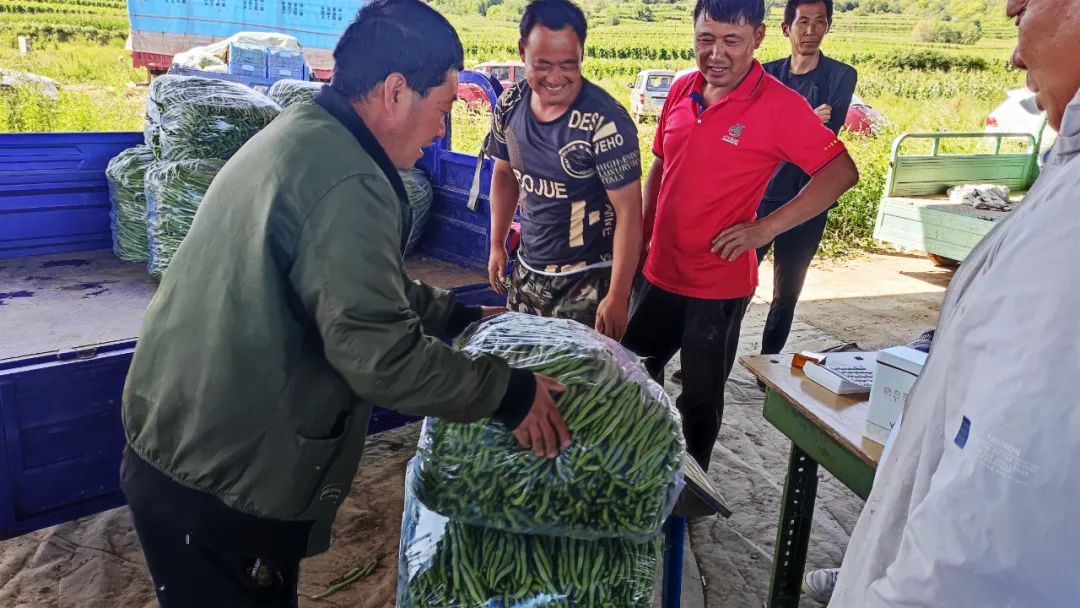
[146,75,280,161]
[267,79,323,108]
[105,145,156,263]
[411,312,685,541]
[398,466,662,608]
[144,158,224,278]
[401,168,433,254]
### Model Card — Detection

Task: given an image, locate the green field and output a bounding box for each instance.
[0,1,1026,255]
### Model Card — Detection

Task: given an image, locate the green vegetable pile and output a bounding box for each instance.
[398,472,662,608]
[144,158,224,278]
[411,312,684,541]
[401,167,433,254]
[267,79,323,108]
[105,145,155,263]
[146,75,280,161]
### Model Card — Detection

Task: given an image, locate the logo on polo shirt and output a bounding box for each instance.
[723,123,745,146]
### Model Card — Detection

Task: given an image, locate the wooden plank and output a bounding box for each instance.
[740,354,882,469]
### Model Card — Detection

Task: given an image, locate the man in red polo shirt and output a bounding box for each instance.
[622,0,858,471]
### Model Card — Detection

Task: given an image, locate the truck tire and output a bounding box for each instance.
[927,253,959,268]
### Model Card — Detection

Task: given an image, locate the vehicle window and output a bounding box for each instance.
[514,68,525,82]
[646,75,673,92]
[490,66,510,81]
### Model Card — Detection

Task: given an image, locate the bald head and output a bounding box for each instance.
[1007,0,1080,131]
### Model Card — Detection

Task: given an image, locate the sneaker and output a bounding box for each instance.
[802,568,839,603]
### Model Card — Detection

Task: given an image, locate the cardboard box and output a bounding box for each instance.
[865,346,927,445]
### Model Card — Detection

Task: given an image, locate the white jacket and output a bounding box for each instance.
[832,90,1080,608]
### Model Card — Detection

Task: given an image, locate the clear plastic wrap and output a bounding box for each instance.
[146,75,280,161]
[411,312,685,541]
[401,167,433,254]
[398,466,662,608]
[144,158,224,278]
[105,145,155,263]
[266,79,323,108]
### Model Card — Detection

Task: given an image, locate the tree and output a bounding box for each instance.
[635,4,655,21]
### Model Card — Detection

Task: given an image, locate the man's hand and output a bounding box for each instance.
[595,294,629,341]
[711,221,778,262]
[512,374,571,458]
[481,306,509,319]
[488,247,509,294]
[814,104,832,124]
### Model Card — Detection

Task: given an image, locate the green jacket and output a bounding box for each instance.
[122,88,531,555]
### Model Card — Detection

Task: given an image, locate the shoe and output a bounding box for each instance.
[671,369,683,384]
[802,568,839,603]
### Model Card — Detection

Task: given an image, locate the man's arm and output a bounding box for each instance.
[826,66,858,136]
[488,158,519,294]
[713,153,858,261]
[594,181,641,340]
[289,175,574,459]
[641,157,664,259]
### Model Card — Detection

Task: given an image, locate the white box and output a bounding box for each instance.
[865,346,927,445]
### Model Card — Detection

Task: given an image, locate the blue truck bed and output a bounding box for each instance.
[0,74,502,538]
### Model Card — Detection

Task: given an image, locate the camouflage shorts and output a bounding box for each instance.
[507,263,611,328]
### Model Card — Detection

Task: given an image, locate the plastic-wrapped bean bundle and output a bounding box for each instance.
[144,159,224,278]
[398,467,662,608]
[400,168,433,254]
[146,75,280,161]
[267,79,323,108]
[105,145,155,263]
[411,312,685,541]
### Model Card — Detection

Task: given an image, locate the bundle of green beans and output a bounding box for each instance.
[267,79,323,108]
[398,476,662,608]
[105,145,155,263]
[144,158,224,278]
[412,312,684,541]
[146,75,280,161]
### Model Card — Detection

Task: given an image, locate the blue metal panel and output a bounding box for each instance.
[0,132,144,260]
[662,516,687,608]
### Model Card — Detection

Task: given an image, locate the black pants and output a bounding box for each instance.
[756,201,829,355]
[622,280,751,471]
[121,448,310,608]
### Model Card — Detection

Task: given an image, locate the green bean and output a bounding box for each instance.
[414,313,685,540]
[398,492,662,608]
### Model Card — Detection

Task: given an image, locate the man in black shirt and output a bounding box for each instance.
[486,0,642,340]
[761,0,857,602]
[758,0,857,357]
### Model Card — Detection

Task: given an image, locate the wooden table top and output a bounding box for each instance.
[740,354,883,469]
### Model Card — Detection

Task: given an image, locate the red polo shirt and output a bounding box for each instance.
[645,60,846,300]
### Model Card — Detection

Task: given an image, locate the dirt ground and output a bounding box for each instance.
[0,252,951,608]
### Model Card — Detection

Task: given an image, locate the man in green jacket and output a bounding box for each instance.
[120,1,569,605]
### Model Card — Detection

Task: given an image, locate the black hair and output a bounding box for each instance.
[520,0,588,47]
[784,0,833,25]
[332,0,464,101]
[692,0,766,28]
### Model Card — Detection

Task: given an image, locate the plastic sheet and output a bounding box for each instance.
[105,145,156,263]
[267,79,322,108]
[411,312,685,541]
[401,167,433,254]
[398,466,662,608]
[146,75,280,161]
[144,158,224,278]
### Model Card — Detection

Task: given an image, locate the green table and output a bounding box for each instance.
[740,354,883,608]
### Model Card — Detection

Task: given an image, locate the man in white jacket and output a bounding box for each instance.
[831,1,1080,605]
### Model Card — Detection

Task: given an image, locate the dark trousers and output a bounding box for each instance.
[622,279,751,471]
[121,448,309,608]
[756,201,829,355]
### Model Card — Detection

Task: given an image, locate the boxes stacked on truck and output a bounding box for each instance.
[398,313,684,607]
[268,48,307,80]
[228,42,268,78]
